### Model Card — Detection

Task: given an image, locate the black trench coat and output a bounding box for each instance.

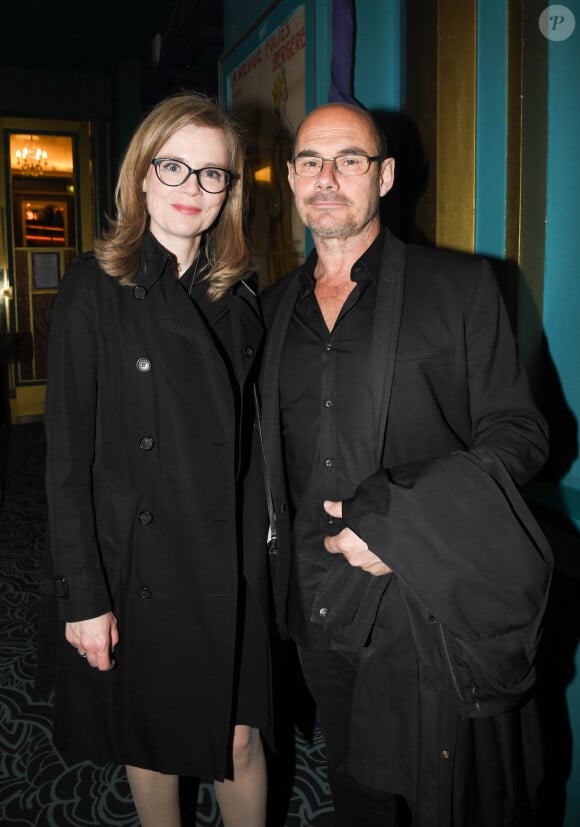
[37,233,270,779]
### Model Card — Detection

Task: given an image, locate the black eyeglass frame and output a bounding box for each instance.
[290,153,385,177]
[151,158,235,193]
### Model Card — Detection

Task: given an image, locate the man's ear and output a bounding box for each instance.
[287,160,297,195]
[379,157,395,197]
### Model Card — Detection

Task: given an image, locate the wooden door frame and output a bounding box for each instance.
[0,117,94,423]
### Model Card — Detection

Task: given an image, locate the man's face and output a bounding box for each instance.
[287,106,394,243]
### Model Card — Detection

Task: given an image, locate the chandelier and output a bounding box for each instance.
[15,136,48,176]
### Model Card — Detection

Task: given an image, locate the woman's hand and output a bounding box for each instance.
[65,612,119,671]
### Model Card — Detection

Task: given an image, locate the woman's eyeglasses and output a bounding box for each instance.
[151,158,233,193]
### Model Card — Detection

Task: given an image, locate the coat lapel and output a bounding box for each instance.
[161,279,218,348]
[370,230,405,465]
[161,277,264,389]
[261,273,302,480]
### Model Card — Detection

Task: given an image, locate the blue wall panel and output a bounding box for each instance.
[475,0,508,259]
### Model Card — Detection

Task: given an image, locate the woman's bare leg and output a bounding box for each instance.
[213,725,267,827]
[125,765,181,827]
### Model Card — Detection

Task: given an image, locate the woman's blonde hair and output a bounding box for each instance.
[94,92,249,300]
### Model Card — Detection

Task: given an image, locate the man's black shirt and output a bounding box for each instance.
[279,231,385,648]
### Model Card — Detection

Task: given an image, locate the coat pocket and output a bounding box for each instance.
[94,477,138,598]
[395,343,455,362]
[443,624,537,715]
[310,556,391,648]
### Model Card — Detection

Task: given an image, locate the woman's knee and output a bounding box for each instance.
[231,725,261,771]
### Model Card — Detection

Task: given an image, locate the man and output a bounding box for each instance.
[260,103,552,826]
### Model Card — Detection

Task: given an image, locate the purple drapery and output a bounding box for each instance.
[328,0,356,104]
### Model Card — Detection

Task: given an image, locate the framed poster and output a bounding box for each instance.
[32,252,60,289]
[220,2,309,286]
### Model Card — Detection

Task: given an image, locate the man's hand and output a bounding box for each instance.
[65,612,119,671]
[323,500,392,577]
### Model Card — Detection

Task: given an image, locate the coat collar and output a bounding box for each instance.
[135,231,176,290]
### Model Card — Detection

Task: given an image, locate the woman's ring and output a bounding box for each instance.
[79,651,87,658]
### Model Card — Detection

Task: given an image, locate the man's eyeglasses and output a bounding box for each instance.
[290,153,384,178]
[151,158,233,193]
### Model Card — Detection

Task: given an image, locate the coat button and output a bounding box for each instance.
[53,577,69,598]
[139,436,154,451]
[138,510,153,525]
[319,607,329,618]
[441,750,450,759]
[244,346,254,358]
[137,586,153,599]
[136,357,151,373]
[133,285,147,300]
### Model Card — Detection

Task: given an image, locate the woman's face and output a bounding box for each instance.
[143,123,230,255]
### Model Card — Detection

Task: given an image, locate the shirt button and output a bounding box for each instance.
[324,400,333,408]
[136,357,151,373]
[139,436,154,451]
[137,586,153,599]
[243,346,254,358]
[319,607,329,618]
[138,510,153,525]
[133,285,147,300]
[325,458,333,468]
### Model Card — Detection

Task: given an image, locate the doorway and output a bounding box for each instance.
[0,118,94,423]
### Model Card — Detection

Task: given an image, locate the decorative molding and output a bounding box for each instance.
[435,0,477,252]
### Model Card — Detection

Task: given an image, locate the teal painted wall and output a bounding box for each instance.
[541,3,580,823]
[352,0,402,111]
[543,0,580,502]
[475,0,508,260]
[223,0,269,50]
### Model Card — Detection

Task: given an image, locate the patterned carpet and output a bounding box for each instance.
[0,423,334,827]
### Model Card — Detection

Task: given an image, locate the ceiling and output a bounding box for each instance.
[0,0,224,101]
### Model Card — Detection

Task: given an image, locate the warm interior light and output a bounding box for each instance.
[15,136,48,176]
[254,165,272,183]
[11,134,74,177]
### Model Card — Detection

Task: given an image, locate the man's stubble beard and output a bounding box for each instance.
[304,208,379,242]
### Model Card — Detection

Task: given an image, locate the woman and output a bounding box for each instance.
[39,92,270,827]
